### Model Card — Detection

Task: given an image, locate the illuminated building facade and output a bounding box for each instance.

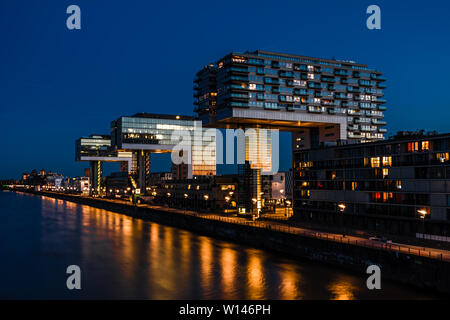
[110,113,216,193]
[293,131,450,237]
[75,134,132,195]
[194,50,387,155]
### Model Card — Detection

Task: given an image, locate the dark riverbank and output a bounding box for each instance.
[9,189,450,295]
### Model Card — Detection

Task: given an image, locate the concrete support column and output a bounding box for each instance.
[136,150,151,194]
[90,160,103,196]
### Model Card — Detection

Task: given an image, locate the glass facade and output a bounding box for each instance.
[194,50,387,143]
[111,114,216,176]
[245,128,272,172]
[293,133,450,222]
[75,135,111,160]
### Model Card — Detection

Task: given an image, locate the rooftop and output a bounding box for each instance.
[129,113,196,121]
[295,131,449,152]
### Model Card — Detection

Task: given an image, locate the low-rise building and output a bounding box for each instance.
[293,131,450,238]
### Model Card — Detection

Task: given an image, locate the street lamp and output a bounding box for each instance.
[285,200,291,217]
[337,203,346,236]
[417,208,429,235]
[184,193,188,213]
[203,194,209,211]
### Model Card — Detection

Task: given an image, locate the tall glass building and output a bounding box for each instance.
[110,113,216,192]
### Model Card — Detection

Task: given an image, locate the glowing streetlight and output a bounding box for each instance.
[338,203,346,212]
[417,208,429,234]
[417,209,428,217]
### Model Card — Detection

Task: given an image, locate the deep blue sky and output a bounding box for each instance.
[1,0,449,179]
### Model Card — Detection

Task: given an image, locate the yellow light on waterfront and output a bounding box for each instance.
[338,203,346,212]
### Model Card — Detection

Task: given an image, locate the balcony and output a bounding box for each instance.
[360,104,376,109]
[377,83,387,88]
[348,87,360,93]
[371,74,386,81]
[279,71,294,77]
[379,128,387,133]
[334,70,348,76]
[230,102,250,108]
[372,119,387,125]
[348,132,363,139]
[336,94,350,100]
[378,106,387,111]
[374,98,387,104]
[294,89,308,95]
[321,76,335,83]
[307,106,325,113]
[308,82,322,89]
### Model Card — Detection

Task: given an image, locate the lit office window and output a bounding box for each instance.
[370,157,380,168]
[382,156,392,167]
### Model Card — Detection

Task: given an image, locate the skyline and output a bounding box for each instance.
[2,0,450,178]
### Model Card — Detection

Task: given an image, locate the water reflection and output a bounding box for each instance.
[0,191,436,299]
[328,275,358,300]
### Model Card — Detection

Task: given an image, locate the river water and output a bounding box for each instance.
[0,191,437,299]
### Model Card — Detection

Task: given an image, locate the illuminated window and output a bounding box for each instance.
[436,153,449,163]
[382,156,392,167]
[299,161,313,168]
[395,181,402,189]
[351,182,357,191]
[382,192,393,202]
[370,157,380,168]
[408,142,419,152]
[421,141,429,151]
[382,168,389,178]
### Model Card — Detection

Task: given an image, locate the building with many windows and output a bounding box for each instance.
[194,50,387,155]
[293,131,450,238]
[75,134,132,195]
[110,113,216,193]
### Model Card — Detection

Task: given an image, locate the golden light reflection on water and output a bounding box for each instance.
[35,195,408,299]
[199,237,213,296]
[278,264,302,300]
[328,275,359,300]
[220,246,237,299]
[247,254,265,299]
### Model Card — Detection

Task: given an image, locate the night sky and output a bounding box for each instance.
[1,0,449,179]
